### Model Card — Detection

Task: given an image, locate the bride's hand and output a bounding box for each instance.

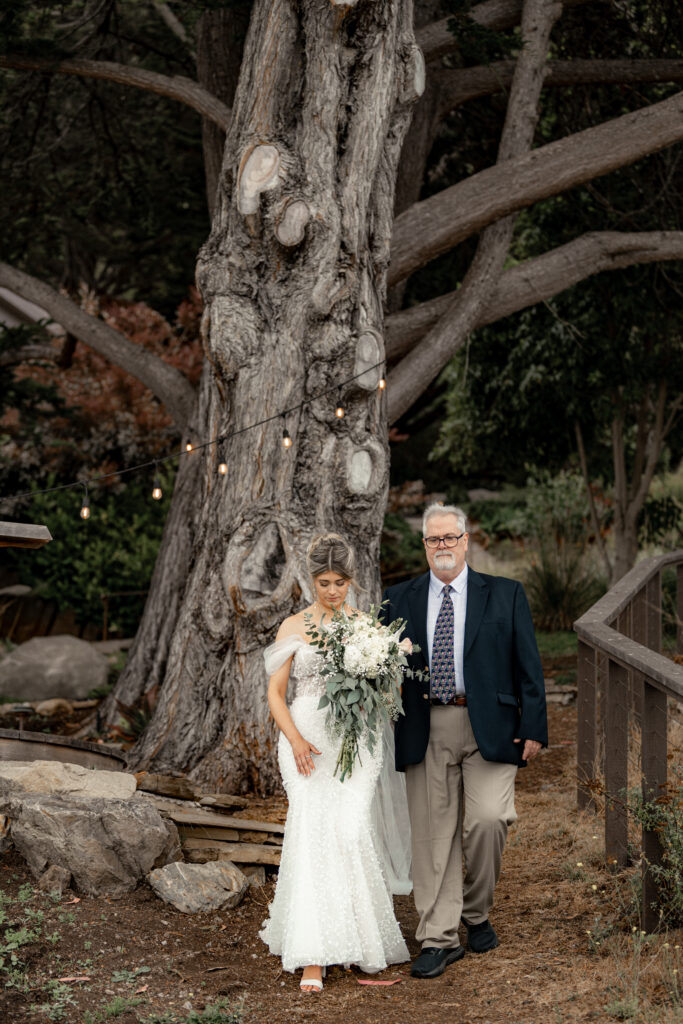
[399,637,413,654]
[291,736,322,776]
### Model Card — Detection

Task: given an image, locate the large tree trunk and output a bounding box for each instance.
[109,0,421,793]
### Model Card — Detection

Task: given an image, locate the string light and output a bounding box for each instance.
[152,462,163,501]
[79,484,91,520]
[1,360,388,509]
[217,442,228,475]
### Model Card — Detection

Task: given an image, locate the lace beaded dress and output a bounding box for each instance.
[259,636,410,974]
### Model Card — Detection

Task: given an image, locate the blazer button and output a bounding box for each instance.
[422,693,429,700]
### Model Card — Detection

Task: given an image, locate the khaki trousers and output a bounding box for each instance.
[405,706,517,948]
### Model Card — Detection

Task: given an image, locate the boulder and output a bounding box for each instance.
[34,698,74,717]
[147,860,249,913]
[0,778,182,896]
[0,761,137,801]
[0,635,109,701]
[37,864,72,895]
[244,865,266,887]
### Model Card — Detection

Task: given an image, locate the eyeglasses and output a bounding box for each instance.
[424,533,465,549]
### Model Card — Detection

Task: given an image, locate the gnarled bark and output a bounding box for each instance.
[112,0,420,793]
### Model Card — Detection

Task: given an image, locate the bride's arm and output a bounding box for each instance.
[267,640,321,777]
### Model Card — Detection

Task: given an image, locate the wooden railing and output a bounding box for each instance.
[574,550,683,931]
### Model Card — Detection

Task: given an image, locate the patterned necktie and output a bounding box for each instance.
[431,585,455,703]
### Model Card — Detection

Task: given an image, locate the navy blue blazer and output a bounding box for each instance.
[381,568,548,772]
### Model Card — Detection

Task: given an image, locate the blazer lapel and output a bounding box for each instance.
[406,572,430,667]
[464,568,489,657]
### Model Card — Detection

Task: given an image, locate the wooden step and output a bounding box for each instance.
[181,837,281,866]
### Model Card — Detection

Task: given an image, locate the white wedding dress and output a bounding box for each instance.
[259,635,411,974]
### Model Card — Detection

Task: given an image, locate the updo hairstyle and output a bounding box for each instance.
[306,532,356,581]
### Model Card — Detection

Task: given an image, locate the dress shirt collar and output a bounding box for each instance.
[429,562,468,597]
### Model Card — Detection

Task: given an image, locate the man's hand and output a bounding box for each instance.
[514,738,542,761]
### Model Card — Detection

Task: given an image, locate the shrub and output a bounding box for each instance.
[4,468,174,636]
[629,766,683,929]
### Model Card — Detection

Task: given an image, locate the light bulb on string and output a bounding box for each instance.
[378,377,386,391]
[79,484,91,520]
[217,443,228,476]
[335,392,345,419]
[152,462,163,501]
[282,428,293,450]
[185,441,193,452]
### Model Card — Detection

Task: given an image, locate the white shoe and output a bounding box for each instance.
[300,966,326,993]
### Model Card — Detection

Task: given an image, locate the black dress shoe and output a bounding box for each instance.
[410,945,465,978]
[463,918,499,953]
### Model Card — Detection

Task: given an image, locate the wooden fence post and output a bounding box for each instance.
[642,570,666,930]
[605,657,629,869]
[577,639,597,811]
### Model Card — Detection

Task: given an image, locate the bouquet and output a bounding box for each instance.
[305,605,425,781]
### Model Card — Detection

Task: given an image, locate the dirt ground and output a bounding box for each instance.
[2,659,682,1024]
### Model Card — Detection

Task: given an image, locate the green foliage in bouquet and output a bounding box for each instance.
[305,606,426,782]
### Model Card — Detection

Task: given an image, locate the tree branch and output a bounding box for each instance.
[416,0,595,63]
[0,55,230,130]
[388,0,562,424]
[574,419,612,580]
[627,380,668,527]
[0,343,58,369]
[0,263,196,431]
[389,90,683,289]
[385,231,683,360]
[436,59,683,115]
[153,1,196,60]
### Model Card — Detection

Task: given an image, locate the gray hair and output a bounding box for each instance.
[422,502,468,537]
[306,532,356,580]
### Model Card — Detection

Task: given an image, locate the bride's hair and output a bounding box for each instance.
[306,532,356,580]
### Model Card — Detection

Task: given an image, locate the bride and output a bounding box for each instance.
[259,533,411,993]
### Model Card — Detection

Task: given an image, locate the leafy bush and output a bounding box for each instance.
[629,766,683,928]
[4,469,174,636]
[520,471,607,630]
[380,513,426,586]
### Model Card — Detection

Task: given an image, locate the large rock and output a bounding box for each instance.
[0,635,109,700]
[0,778,182,896]
[0,761,137,800]
[147,860,249,913]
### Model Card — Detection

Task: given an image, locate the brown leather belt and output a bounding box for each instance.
[430,694,467,706]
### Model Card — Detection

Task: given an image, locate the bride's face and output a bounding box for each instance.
[314,571,350,611]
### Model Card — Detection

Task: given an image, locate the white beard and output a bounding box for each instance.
[434,551,457,570]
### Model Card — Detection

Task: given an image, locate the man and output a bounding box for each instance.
[381,503,547,979]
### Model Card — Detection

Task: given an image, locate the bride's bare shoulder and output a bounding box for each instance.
[276,608,314,641]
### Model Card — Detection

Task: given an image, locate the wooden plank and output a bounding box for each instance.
[641,680,668,932]
[576,640,597,812]
[152,803,284,833]
[0,521,52,549]
[646,572,661,655]
[135,772,198,800]
[181,837,281,865]
[198,794,250,810]
[178,826,240,841]
[177,824,282,844]
[605,658,629,870]
[677,564,683,657]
